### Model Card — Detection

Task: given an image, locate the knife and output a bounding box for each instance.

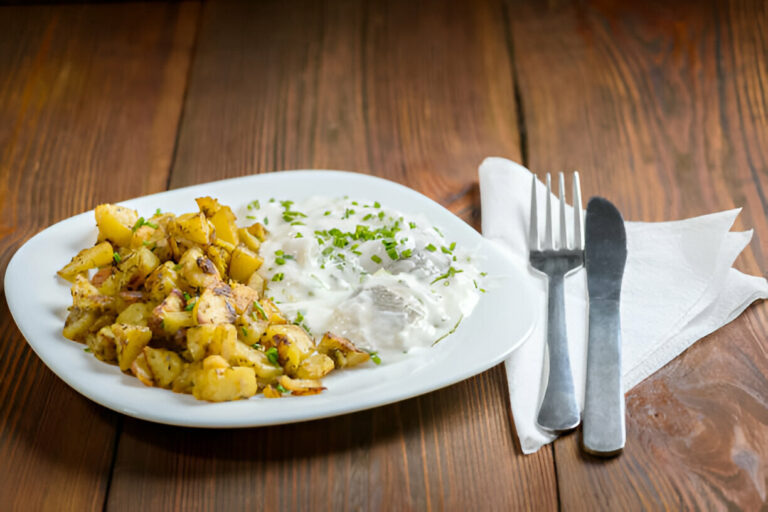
[582,197,628,456]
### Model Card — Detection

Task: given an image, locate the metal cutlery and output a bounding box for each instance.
[529,172,584,432]
[582,197,628,456]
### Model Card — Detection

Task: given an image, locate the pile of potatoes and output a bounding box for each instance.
[57,197,370,402]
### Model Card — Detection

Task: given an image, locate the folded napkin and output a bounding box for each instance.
[479,157,768,454]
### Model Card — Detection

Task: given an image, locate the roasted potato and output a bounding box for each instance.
[113,323,152,371]
[295,353,335,379]
[317,332,371,368]
[144,347,184,388]
[229,245,263,283]
[95,204,138,247]
[58,241,114,282]
[192,365,258,402]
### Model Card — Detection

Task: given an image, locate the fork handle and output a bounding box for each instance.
[537,274,581,432]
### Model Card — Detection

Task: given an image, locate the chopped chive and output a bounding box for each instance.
[441,246,452,254]
[425,244,437,252]
[154,208,162,216]
[246,215,256,219]
[131,217,145,232]
[371,254,382,264]
[433,226,444,237]
[276,383,288,393]
[145,221,158,229]
[264,216,269,225]
[272,273,284,282]
[432,315,464,346]
[173,263,182,271]
[275,257,286,265]
[183,292,191,301]
[251,343,263,350]
[400,249,412,259]
[241,326,248,337]
[84,347,92,352]
[113,252,121,263]
[480,272,487,277]
[363,213,373,221]
[266,347,279,365]
[409,221,417,229]
[184,302,195,311]
[431,266,463,284]
[449,241,456,251]
[295,232,303,238]
[369,351,381,365]
[324,210,331,216]
[374,201,381,208]
[378,211,385,220]
[252,301,268,320]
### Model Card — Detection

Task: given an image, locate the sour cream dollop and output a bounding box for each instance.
[243,196,481,355]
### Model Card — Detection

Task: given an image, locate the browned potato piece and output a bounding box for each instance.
[236,314,269,346]
[210,206,240,245]
[295,353,335,379]
[185,323,237,362]
[195,196,221,217]
[87,326,118,363]
[58,241,114,282]
[130,351,154,386]
[237,227,261,253]
[202,354,230,370]
[71,275,115,311]
[113,324,152,371]
[95,204,138,247]
[115,302,154,326]
[159,311,196,335]
[266,325,314,375]
[229,245,264,283]
[178,247,221,289]
[219,335,283,382]
[256,298,287,325]
[246,272,265,296]
[192,366,257,402]
[317,332,371,368]
[144,261,182,302]
[229,282,259,315]
[117,247,160,289]
[171,361,202,393]
[144,347,184,388]
[278,375,326,396]
[193,285,236,325]
[63,308,98,342]
[170,212,213,246]
[247,222,268,242]
[206,245,231,280]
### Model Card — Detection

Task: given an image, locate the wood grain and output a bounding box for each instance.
[0,2,199,510]
[106,1,558,511]
[508,0,768,509]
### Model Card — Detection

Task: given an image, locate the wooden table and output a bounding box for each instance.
[1,1,766,509]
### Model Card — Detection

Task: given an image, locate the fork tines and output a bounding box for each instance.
[529,171,584,252]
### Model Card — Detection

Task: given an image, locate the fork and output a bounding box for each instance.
[529,172,584,432]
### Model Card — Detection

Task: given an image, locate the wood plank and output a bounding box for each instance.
[107,1,558,510]
[0,3,199,510]
[508,0,768,509]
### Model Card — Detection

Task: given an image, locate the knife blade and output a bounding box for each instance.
[582,196,628,456]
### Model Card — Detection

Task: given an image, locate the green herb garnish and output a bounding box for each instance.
[371,254,382,264]
[276,384,288,393]
[431,266,463,285]
[252,301,268,320]
[272,273,284,282]
[266,347,279,365]
[113,252,121,263]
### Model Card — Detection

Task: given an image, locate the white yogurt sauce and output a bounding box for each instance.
[242,196,482,355]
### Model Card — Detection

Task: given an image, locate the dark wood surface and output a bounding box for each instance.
[0,0,765,510]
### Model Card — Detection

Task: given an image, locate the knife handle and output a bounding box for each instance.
[536,274,581,432]
[582,299,625,456]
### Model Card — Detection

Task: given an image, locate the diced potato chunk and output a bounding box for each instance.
[171,212,213,246]
[131,351,154,386]
[58,241,114,282]
[205,245,230,280]
[210,206,240,246]
[95,204,138,247]
[71,275,115,311]
[229,245,263,283]
[247,222,268,242]
[237,227,261,253]
[144,347,184,388]
[267,325,315,375]
[192,366,257,402]
[171,361,201,394]
[63,308,98,342]
[202,354,230,370]
[178,247,221,289]
[113,324,152,371]
[246,272,265,296]
[117,247,160,289]
[295,353,335,380]
[317,332,371,368]
[194,285,236,325]
[278,375,326,396]
[220,335,283,381]
[116,302,154,326]
[229,283,259,315]
[158,311,196,335]
[255,298,287,325]
[87,326,118,363]
[262,385,283,398]
[144,262,182,302]
[185,323,237,362]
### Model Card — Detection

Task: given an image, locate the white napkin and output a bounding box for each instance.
[479,157,768,454]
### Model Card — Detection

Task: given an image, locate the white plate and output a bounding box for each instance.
[4,170,536,428]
